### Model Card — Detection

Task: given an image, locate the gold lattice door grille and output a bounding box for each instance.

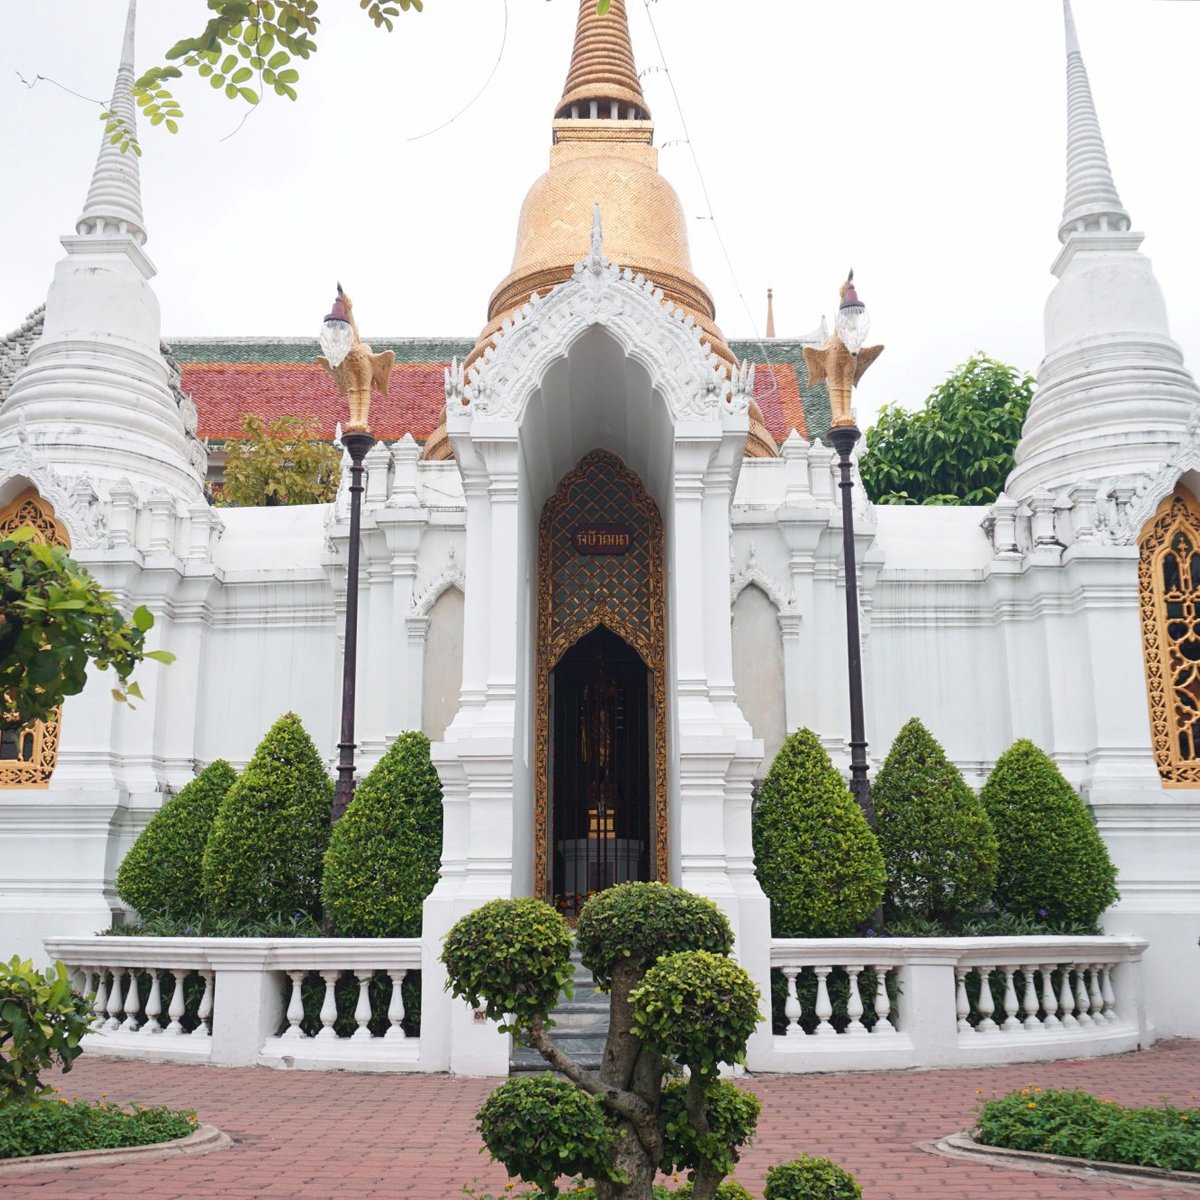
[1,489,67,788]
[534,450,668,901]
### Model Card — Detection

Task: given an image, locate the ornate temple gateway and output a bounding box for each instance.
[1,1,1199,1073]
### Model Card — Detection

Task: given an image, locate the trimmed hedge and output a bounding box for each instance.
[201,712,333,920]
[115,760,237,921]
[322,731,443,937]
[752,728,885,937]
[764,1156,862,1199]
[873,718,998,928]
[981,739,1118,928]
[0,1099,197,1160]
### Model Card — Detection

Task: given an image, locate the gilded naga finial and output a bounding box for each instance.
[316,284,395,434]
[802,270,883,428]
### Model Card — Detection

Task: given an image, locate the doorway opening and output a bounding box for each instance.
[550,626,652,915]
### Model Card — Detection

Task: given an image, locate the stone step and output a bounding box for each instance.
[509,947,610,1073]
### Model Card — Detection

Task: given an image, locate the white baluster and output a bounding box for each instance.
[844,966,866,1035]
[164,970,186,1036]
[1101,963,1118,1023]
[143,970,162,1034]
[281,971,307,1039]
[196,970,214,1037]
[315,970,339,1040]
[1088,967,1104,1025]
[813,966,835,1036]
[955,967,971,1034]
[79,967,96,1009]
[91,970,108,1031]
[1073,967,1093,1026]
[782,967,803,1038]
[975,968,997,1033]
[121,971,141,1032]
[872,966,895,1033]
[105,968,125,1031]
[1041,966,1060,1029]
[352,970,374,1041]
[385,970,407,1040]
[1001,967,1021,1032]
[1021,965,1040,1031]
[1058,965,1078,1028]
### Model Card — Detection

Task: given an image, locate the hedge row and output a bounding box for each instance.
[753,721,1118,936]
[116,714,442,936]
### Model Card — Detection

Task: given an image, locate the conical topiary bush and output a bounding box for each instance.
[201,712,334,920]
[752,728,885,936]
[116,759,237,921]
[980,739,1118,928]
[873,717,998,929]
[322,730,443,937]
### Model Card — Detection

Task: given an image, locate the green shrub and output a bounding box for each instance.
[752,728,885,936]
[976,1088,1200,1172]
[115,760,237,921]
[631,951,760,1078]
[442,897,574,1032]
[201,712,333,920]
[575,881,733,990]
[980,740,1118,927]
[476,1074,620,1199]
[873,718,998,928]
[0,957,92,1104]
[764,1156,862,1200]
[673,1183,754,1200]
[0,1099,197,1159]
[322,731,442,936]
[660,1078,761,1181]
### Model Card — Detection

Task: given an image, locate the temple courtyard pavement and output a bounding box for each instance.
[3,1040,1198,1198]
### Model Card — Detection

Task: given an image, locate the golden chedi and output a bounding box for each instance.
[424,0,777,461]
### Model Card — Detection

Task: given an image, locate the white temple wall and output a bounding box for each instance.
[422,587,465,742]
[731,584,787,771]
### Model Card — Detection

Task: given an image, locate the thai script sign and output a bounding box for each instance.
[574,524,632,555]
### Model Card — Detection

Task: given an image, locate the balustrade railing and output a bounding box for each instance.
[756,935,1148,1073]
[45,937,423,1071]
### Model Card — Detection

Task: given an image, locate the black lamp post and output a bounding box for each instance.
[804,272,884,827]
[317,285,394,822]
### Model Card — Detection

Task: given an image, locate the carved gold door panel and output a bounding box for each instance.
[535,450,666,908]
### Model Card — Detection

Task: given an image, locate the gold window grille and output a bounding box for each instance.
[1,488,67,788]
[1139,487,1200,785]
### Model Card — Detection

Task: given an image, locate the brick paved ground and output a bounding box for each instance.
[5,1040,1199,1199]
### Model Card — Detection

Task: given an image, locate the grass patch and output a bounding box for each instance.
[0,1098,197,1160]
[976,1088,1200,1173]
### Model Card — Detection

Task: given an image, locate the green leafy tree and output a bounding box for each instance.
[764,1157,863,1200]
[442,883,761,1200]
[980,739,1119,928]
[873,718,998,929]
[220,413,341,507]
[0,527,174,726]
[861,354,1035,506]
[0,957,92,1104]
[321,731,442,936]
[752,728,885,937]
[201,712,333,919]
[116,760,238,921]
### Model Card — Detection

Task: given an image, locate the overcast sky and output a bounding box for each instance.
[3,0,1198,427]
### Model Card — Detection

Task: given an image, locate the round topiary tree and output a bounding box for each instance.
[201,712,333,920]
[321,731,442,936]
[980,739,1119,928]
[752,728,885,936]
[872,717,998,930]
[115,759,237,922]
[442,882,761,1200]
[764,1156,862,1200]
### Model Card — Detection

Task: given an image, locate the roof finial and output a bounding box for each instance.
[75,0,146,245]
[766,288,776,338]
[1059,0,1130,243]
[556,0,650,122]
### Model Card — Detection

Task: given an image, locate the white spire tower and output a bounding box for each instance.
[1006,0,1200,503]
[0,0,205,504]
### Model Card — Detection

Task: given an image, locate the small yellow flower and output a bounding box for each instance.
[1027,1102,1037,1109]
[1034,1088,1042,1094]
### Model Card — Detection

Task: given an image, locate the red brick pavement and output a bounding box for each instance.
[5,1041,1199,1199]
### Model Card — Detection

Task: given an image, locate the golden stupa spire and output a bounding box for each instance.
[556,0,649,122]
